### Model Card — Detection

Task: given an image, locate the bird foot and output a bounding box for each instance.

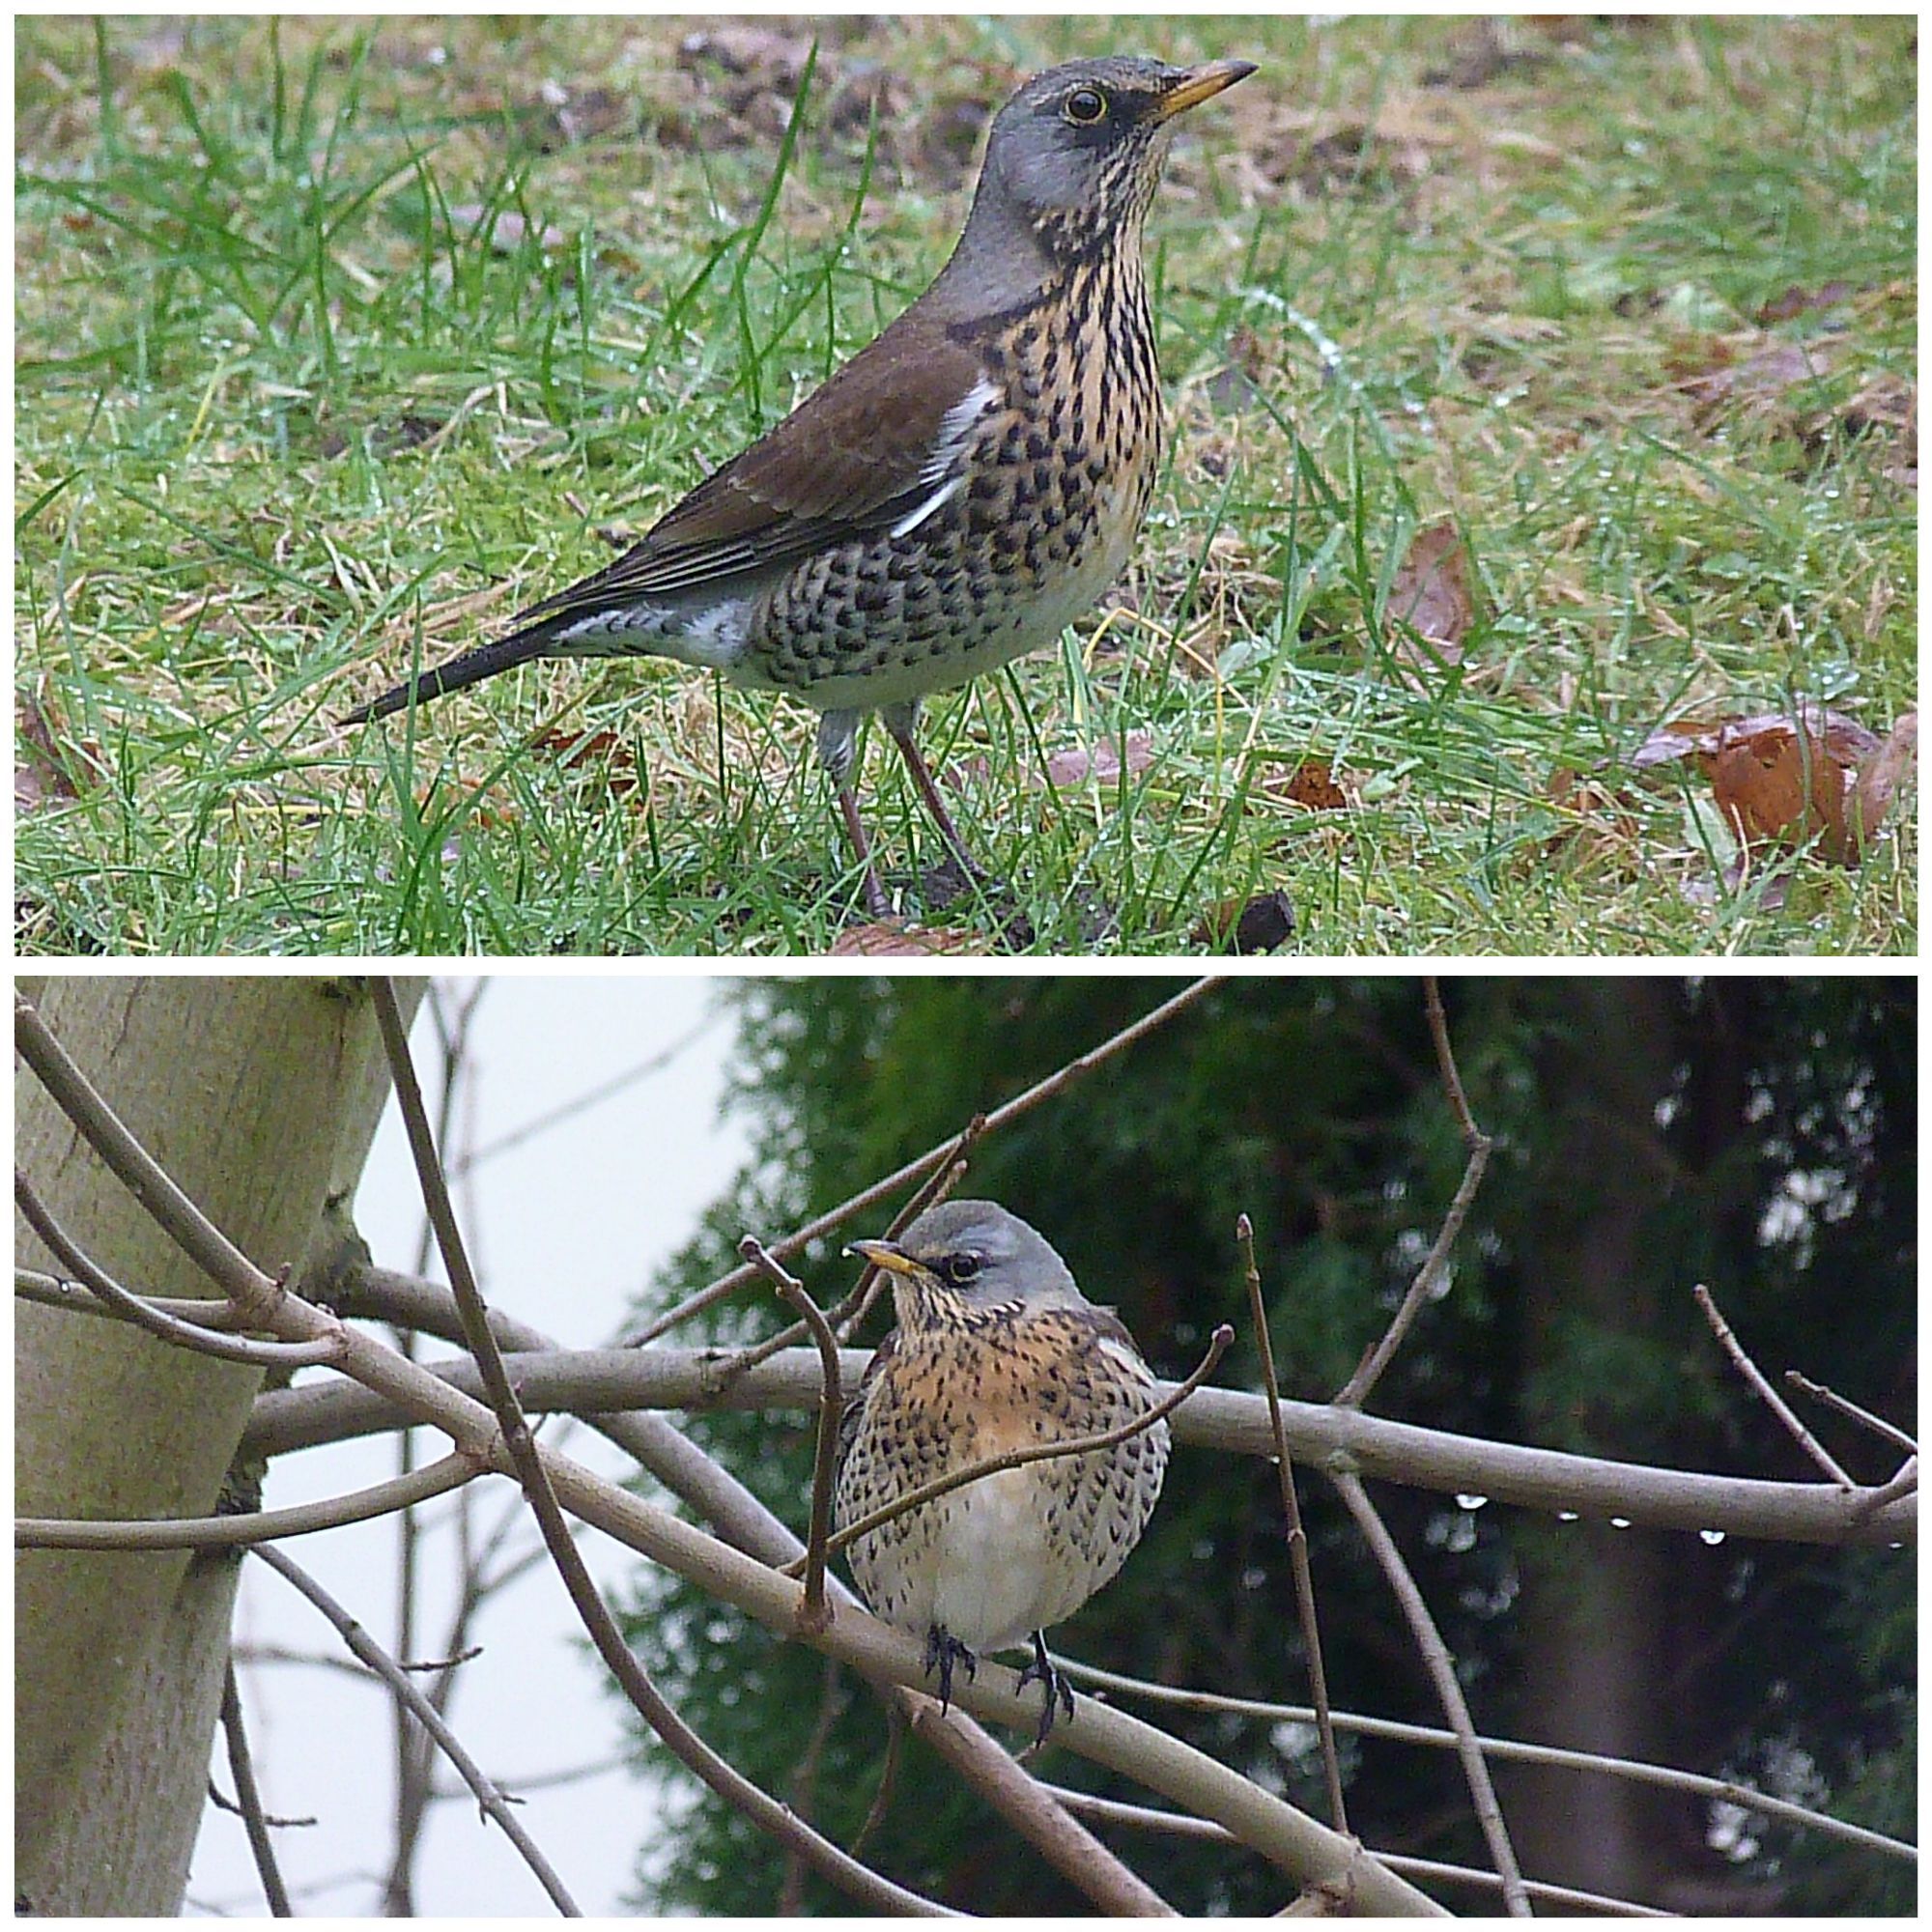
[1015,1631,1075,1748]
[923,1625,979,1715]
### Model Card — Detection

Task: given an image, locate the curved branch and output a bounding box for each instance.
[17,1454,483,1551]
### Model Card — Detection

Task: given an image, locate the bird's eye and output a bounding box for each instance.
[941,1252,981,1285]
[1063,86,1107,127]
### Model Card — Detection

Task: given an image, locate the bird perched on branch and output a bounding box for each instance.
[834,1200,1170,1745]
[343,55,1255,917]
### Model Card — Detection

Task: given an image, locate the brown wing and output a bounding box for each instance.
[514,312,990,626]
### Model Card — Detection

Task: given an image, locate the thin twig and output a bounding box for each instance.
[254,1543,580,1916]
[1336,980,1492,1409]
[850,1707,905,1860]
[14,1171,338,1369]
[16,1264,249,1327]
[624,980,1219,1348]
[1061,1658,1919,1864]
[1696,1287,1856,1488]
[17,1453,482,1551]
[1237,1213,1347,1835]
[789,1324,1234,1576]
[370,980,953,1918]
[1034,1787,1671,1917]
[711,1128,984,1381]
[1331,1470,1529,1917]
[1783,1371,1917,1456]
[739,1236,840,1630]
[219,1663,292,1917]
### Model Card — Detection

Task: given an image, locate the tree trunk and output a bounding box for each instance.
[14,975,424,1915]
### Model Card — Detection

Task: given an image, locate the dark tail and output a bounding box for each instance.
[341,621,560,724]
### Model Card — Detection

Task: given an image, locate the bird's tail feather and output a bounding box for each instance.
[341,622,560,724]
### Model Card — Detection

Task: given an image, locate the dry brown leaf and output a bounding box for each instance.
[1281,758,1349,810]
[1631,704,1897,866]
[1848,709,1918,853]
[1388,519,1474,666]
[828,922,993,957]
[1678,339,1832,420]
[1036,733,1156,790]
[14,695,99,811]
[1755,280,1858,324]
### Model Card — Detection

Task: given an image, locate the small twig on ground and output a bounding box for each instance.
[1336,979,1492,1409]
[1237,1212,1348,1835]
[220,1662,293,1917]
[789,1324,1234,1577]
[740,1235,841,1629]
[1696,1287,1856,1489]
[1783,1370,1917,1456]
[624,980,1219,1348]
[1331,1469,1529,1917]
[371,980,950,1918]
[253,1542,580,1915]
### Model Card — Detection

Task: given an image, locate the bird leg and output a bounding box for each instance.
[1015,1631,1075,1747]
[882,708,993,886]
[923,1624,979,1715]
[836,783,894,920]
[818,709,893,918]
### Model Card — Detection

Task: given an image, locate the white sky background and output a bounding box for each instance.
[189,976,753,1917]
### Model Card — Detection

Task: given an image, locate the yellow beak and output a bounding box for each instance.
[1155,58,1258,122]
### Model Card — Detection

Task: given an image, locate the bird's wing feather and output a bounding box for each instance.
[512,320,992,627]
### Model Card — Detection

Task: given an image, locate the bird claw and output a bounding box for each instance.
[1015,1632,1075,1747]
[923,1626,979,1714]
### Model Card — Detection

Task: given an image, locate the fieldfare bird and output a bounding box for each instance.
[834,1200,1170,1745]
[345,55,1255,916]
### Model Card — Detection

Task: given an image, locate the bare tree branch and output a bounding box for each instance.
[1783,1371,1917,1457]
[1063,1660,1918,1863]
[14,1171,339,1369]
[245,1340,1916,1549]
[1336,978,1492,1409]
[219,1664,292,1918]
[254,1544,580,1916]
[1696,1285,1856,1488]
[739,1236,839,1630]
[17,1454,483,1551]
[1332,1469,1528,1917]
[1236,1212,1347,1835]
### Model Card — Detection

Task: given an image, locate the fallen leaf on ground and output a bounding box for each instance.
[1279,758,1349,810]
[1755,280,1858,324]
[1387,519,1474,666]
[533,726,641,795]
[15,695,99,810]
[1035,733,1157,789]
[1631,704,1912,865]
[828,922,993,957]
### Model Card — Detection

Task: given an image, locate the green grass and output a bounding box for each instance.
[15,15,1917,954]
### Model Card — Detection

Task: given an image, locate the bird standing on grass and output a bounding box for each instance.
[834,1201,1171,1745]
[345,55,1255,917]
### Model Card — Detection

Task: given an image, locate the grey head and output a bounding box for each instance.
[856,1198,1088,1312]
[940,55,1256,296]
